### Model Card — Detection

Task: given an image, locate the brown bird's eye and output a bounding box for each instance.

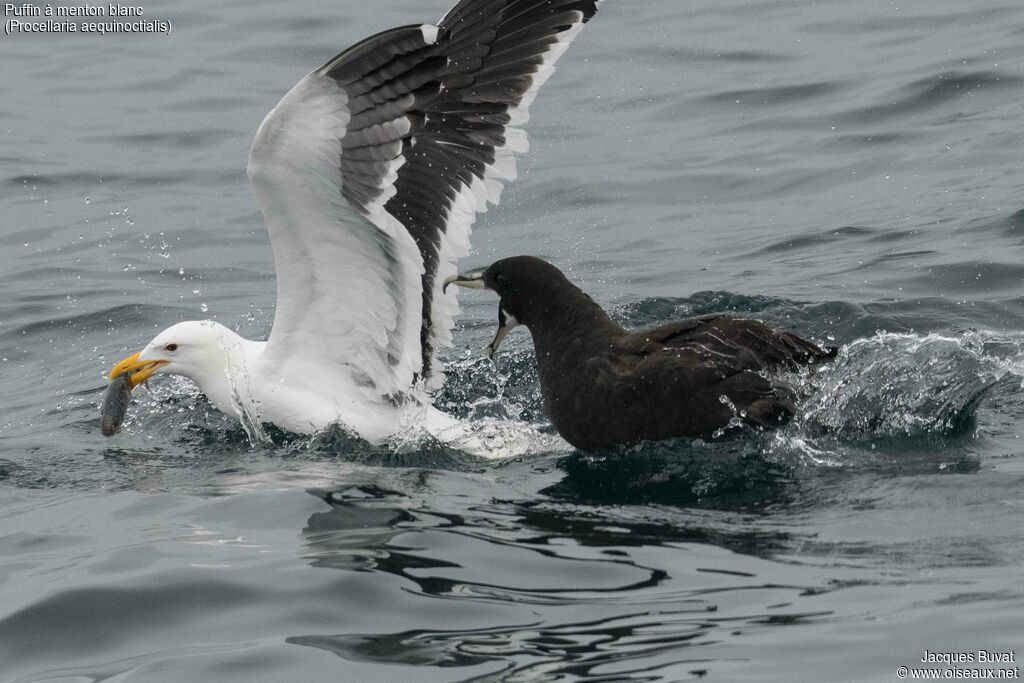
[164,343,178,352]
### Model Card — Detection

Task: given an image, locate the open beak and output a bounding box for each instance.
[443,267,517,359]
[486,309,519,359]
[443,268,487,293]
[109,352,168,389]
[486,326,511,359]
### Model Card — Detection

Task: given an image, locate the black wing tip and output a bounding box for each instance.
[440,0,600,30]
[320,24,441,83]
[319,0,601,379]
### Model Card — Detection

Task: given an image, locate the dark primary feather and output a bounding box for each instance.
[317,0,599,381]
[476,257,835,450]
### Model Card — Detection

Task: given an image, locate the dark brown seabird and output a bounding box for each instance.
[446,256,836,450]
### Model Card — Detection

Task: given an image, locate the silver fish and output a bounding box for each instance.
[100,373,132,437]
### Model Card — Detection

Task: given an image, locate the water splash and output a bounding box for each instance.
[793,331,1016,440]
[219,335,269,446]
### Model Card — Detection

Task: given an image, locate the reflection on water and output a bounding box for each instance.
[291,484,833,680]
[546,441,794,510]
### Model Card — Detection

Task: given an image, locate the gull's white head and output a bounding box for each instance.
[108,320,242,389]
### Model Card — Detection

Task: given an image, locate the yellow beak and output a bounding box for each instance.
[109,352,168,389]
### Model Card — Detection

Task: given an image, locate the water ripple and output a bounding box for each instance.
[844,71,1024,123]
[702,81,842,107]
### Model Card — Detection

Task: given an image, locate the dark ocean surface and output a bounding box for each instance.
[2,0,1024,680]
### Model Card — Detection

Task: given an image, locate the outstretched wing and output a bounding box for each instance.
[249,0,599,397]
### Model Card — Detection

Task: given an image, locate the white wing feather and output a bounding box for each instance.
[248,74,422,396]
[247,0,599,400]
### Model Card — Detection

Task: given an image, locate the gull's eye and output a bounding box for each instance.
[164,343,178,352]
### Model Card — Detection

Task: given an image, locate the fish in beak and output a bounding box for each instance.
[100,373,132,437]
[99,351,169,436]
[108,351,168,389]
